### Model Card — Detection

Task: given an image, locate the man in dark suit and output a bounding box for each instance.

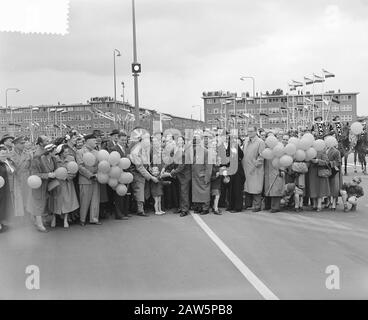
[112,131,131,219]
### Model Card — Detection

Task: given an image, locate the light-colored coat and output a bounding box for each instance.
[327,147,343,197]
[264,159,284,197]
[191,145,212,203]
[242,136,265,194]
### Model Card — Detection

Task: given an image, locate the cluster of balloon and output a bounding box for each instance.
[55,167,68,180]
[27,175,42,189]
[261,132,323,169]
[0,176,5,189]
[94,149,133,196]
[66,161,79,174]
[351,122,363,135]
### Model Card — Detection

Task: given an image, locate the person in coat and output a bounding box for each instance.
[112,131,131,220]
[50,145,79,228]
[264,159,285,212]
[227,137,245,212]
[242,126,265,212]
[0,145,14,232]
[327,142,343,211]
[191,134,213,215]
[128,128,159,216]
[308,149,331,212]
[11,136,32,217]
[27,137,58,232]
[76,134,101,226]
[169,136,192,217]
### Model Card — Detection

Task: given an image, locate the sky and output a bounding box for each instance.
[0,0,367,119]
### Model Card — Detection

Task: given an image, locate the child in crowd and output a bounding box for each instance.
[340,176,364,212]
[150,166,171,215]
[290,161,308,213]
[210,157,225,215]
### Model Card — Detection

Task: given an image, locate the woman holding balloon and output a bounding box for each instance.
[308,140,331,212]
[49,144,80,228]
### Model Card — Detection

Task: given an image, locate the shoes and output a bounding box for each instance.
[252,208,261,212]
[344,205,349,212]
[155,211,164,215]
[0,224,8,233]
[126,214,133,218]
[90,221,102,225]
[230,209,241,213]
[137,212,148,217]
[294,208,300,213]
[213,210,222,215]
[36,225,48,233]
[180,211,189,217]
[270,209,280,213]
[350,205,357,212]
[79,221,86,226]
[200,210,209,215]
[122,216,129,220]
[316,208,322,212]
[176,209,182,214]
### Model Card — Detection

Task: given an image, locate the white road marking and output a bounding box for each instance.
[191,213,279,300]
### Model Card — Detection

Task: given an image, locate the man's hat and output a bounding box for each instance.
[314,116,322,121]
[110,129,119,136]
[92,129,103,137]
[12,136,25,145]
[0,134,15,145]
[44,144,57,152]
[333,116,340,121]
[84,133,97,141]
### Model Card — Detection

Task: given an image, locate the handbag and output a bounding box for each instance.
[317,166,332,178]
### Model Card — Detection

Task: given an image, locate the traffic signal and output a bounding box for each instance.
[132,63,141,73]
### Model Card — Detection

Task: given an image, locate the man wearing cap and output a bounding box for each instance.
[0,134,15,151]
[311,116,326,139]
[76,134,101,226]
[106,129,120,153]
[27,137,58,232]
[11,136,32,217]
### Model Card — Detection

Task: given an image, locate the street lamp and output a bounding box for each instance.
[121,81,125,104]
[132,0,141,127]
[240,76,255,98]
[113,49,121,127]
[5,88,20,135]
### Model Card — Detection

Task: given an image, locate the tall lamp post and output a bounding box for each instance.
[121,81,125,104]
[113,49,121,127]
[132,0,141,127]
[240,76,255,130]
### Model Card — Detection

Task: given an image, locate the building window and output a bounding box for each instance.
[213,108,219,114]
[331,106,339,112]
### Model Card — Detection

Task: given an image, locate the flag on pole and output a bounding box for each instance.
[305,97,313,104]
[323,99,330,106]
[304,77,314,85]
[322,69,335,78]
[313,74,325,83]
[292,80,303,87]
[288,83,296,91]
[160,113,172,121]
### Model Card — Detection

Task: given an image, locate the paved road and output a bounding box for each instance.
[1,164,368,300]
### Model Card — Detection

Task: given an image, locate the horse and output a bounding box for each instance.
[338,125,357,175]
[354,131,368,174]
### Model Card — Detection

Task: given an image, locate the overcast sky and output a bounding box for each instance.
[0,0,367,119]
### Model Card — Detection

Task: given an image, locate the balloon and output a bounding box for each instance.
[118,172,134,184]
[325,136,338,148]
[118,157,131,170]
[305,147,317,161]
[66,161,78,174]
[299,138,313,151]
[116,184,128,196]
[265,135,279,149]
[98,160,111,174]
[288,137,299,146]
[97,149,110,162]
[273,143,285,157]
[348,196,358,205]
[108,151,121,166]
[351,122,363,135]
[272,157,280,169]
[97,172,109,184]
[261,148,273,160]
[27,175,42,189]
[0,176,5,188]
[284,143,297,156]
[55,167,68,180]
[294,149,306,161]
[279,155,293,167]
[109,166,122,179]
[313,139,326,152]
[83,152,96,166]
[302,133,315,144]
[108,178,119,188]
[223,176,230,184]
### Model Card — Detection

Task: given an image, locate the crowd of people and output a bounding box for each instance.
[0,114,365,234]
